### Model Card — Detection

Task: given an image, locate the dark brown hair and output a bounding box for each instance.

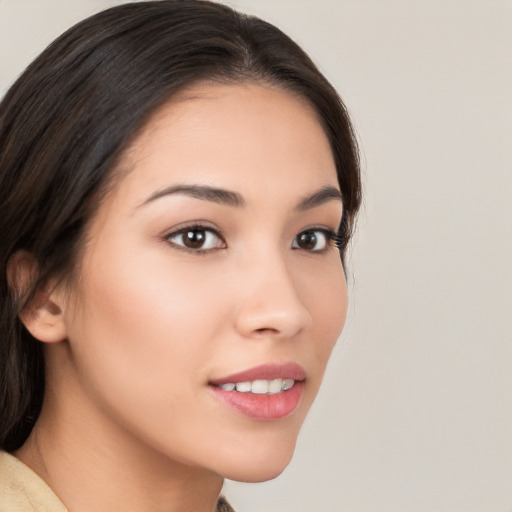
[0,0,361,451]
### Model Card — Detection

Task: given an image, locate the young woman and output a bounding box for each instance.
[0,1,361,510]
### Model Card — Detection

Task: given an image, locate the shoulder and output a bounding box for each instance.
[0,452,233,512]
[0,451,67,512]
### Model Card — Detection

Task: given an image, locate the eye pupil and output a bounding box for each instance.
[297,231,317,250]
[183,230,205,248]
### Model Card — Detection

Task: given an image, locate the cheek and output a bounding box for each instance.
[65,243,228,415]
[300,261,348,371]
[62,245,243,466]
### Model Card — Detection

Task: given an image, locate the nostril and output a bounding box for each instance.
[254,327,278,335]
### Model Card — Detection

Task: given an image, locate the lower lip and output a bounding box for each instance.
[209,382,304,421]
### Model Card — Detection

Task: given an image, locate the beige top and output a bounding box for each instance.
[0,451,234,512]
[0,451,66,511]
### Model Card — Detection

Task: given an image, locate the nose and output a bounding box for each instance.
[233,253,313,340]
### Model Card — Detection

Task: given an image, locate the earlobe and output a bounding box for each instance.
[7,251,68,344]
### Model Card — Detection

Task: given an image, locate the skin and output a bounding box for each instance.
[14,83,348,512]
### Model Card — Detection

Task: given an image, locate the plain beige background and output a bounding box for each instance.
[1,1,511,511]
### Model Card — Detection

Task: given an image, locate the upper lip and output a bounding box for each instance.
[209,363,306,386]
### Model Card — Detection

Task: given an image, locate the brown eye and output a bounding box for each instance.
[183,229,206,249]
[166,226,224,251]
[291,229,329,252]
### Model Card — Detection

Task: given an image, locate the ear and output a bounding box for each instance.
[7,251,68,343]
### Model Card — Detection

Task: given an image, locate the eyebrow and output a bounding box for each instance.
[140,184,245,208]
[295,185,342,211]
[139,183,342,210]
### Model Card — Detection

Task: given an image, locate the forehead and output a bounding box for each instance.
[113,82,338,207]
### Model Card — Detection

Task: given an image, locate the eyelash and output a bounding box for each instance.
[164,224,342,255]
[164,224,225,255]
[290,228,342,252]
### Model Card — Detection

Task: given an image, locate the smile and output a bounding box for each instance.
[209,363,306,420]
[217,379,296,394]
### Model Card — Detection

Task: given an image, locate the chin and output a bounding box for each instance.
[218,437,297,483]
[223,461,292,483]
[233,466,289,484]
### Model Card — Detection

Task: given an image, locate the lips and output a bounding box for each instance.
[209,363,306,421]
[209,362,306,385]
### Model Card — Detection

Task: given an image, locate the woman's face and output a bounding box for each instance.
[58,83,347,482]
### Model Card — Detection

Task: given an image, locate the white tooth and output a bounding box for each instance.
[220,383,235,391]
[282,379,295,391]
[268,379,284,394]
[251,380,269,394]
[235,381,252,392]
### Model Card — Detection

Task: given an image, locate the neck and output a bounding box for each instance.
[14,361,224,512]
